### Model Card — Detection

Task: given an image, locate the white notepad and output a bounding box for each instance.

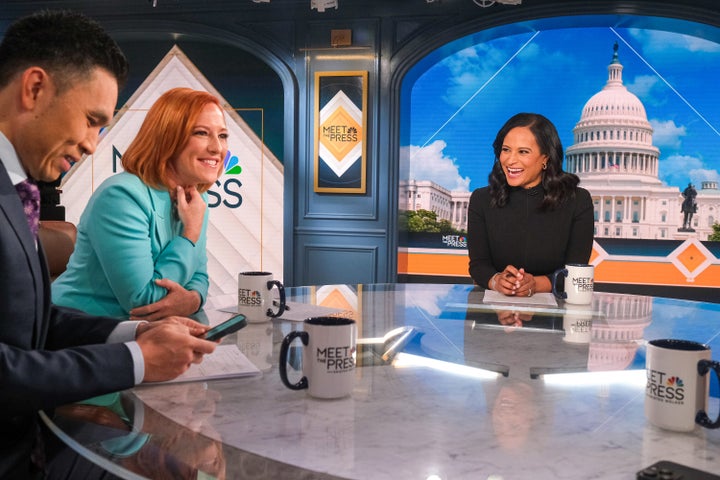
[151,344,261,384]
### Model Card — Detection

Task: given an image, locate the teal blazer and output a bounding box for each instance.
[52,172,209,318]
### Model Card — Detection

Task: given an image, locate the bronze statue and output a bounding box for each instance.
[681,183,697,231]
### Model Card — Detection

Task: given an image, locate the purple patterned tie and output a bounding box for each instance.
[15,178,40,238]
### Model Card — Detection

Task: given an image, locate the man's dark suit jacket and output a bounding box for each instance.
[0,161,135,478]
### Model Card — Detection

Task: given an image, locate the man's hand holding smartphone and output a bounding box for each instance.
[203,314,248,342]
[135,316,217,382]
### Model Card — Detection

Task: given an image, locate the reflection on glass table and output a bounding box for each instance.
[42,284,720,480]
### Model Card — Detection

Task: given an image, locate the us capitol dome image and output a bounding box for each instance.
[400,43,720,240]
[565,43,720,240]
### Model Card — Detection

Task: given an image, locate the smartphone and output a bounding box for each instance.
[637,460,720,480]
[204,314,247,341]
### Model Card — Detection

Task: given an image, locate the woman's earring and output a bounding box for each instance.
[542,162,547,170]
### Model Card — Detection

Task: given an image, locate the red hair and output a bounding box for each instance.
[122,87,225,193]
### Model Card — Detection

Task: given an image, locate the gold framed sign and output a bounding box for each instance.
[313,71,368,193]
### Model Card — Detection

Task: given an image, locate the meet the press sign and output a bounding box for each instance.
[317,346,355,372]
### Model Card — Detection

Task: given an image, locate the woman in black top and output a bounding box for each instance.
[467,113,594,297]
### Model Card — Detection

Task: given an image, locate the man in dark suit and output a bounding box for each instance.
[0,11,217,478]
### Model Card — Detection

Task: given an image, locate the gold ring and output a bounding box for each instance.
[528,288,533,297]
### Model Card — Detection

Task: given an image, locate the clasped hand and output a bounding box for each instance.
[492,266,535,297]
[129,278,202,320]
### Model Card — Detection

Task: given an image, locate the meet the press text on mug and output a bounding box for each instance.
[572,277,594,292]
[646,368,685,404]
[317,346,355,371]
[238,288,263,306]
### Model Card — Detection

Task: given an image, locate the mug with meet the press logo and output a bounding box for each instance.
[237,271,286,323]
[279,317,357,399]
[645,339,720,432]
[551,263,594,305]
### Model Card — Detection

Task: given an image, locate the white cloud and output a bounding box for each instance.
[626,74,658,98]
[650,119,686,149]
[628,29,720,54]
[684,36,720,53]
[659,155,720,189]
[688,168,720,185]
[441,44,508,107]
[659,154,702,187]
[401,140,471,192]
[439,40,550,108]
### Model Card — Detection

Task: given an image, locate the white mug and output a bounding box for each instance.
[237,271,286,323]
[645,339,720,432]
[551,263,594,305]
[279,317,357,399]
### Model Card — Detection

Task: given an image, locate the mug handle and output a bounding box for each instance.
[551,268,568,300]
[266,280,286,318]
[696,359,720,429]
[279,331,309,390]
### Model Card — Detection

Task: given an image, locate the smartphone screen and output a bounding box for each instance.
[204,314,247,341]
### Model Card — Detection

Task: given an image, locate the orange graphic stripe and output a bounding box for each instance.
[398,251,468,277]
[595,261,720,287]
[398,251,720,287]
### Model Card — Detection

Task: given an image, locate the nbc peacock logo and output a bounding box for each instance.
[666,376,684,388]
[223,150,242,175]
[208,150,243,209]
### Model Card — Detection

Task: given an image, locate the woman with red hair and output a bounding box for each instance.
[53,87,228,319]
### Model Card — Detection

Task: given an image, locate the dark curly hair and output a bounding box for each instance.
[488,112,579,211]
[0,10,128,93]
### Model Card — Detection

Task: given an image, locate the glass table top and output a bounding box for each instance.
[43,284,720,479]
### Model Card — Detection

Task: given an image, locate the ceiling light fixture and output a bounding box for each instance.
[311,0,338,12]
[473,0,522,7]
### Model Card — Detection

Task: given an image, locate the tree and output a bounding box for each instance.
[400,209,465,234]
[406,209,440,232]
[709,223,720,241]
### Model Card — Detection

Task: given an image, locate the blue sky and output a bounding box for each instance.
[401,16,720,193]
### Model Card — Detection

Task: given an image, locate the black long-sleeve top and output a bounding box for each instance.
[467,184,594,287]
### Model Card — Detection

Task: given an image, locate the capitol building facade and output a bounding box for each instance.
[401,44,720,239]
[566,43,719,240]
